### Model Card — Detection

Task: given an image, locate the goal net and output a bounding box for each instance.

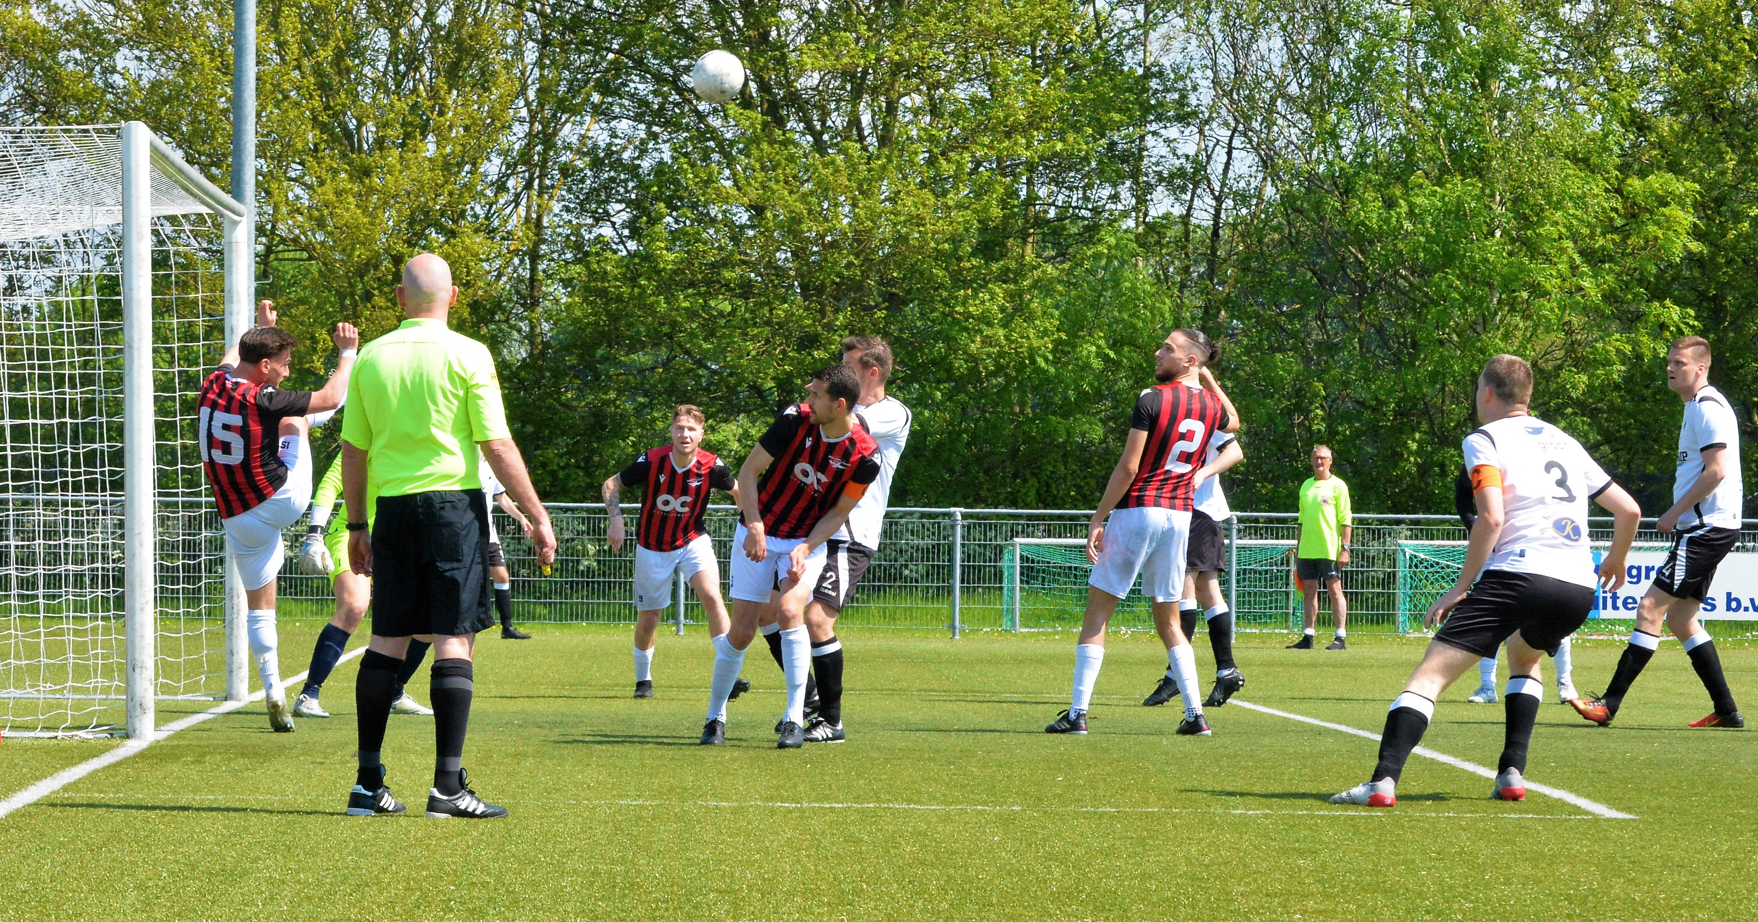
[1395,540,1675,633]
[1002,538,1298,631]
[1,124,247,738]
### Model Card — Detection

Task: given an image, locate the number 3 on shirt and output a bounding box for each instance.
[198,406,245,465]
[1165,419,1207,473]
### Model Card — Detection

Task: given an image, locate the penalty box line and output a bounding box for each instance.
[0,645,370,821]
[1225,698,1637,820]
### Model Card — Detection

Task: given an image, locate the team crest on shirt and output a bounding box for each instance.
[688,477,702,487]
[827,457,847,469]
[1552,518,1582,542]
[1525,426,1546,436]
[805,437,815,448]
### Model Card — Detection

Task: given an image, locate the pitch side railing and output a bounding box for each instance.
[265,506,1758,638]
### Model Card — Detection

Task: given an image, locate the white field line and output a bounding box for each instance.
[1226,698,1637,820]
[0,645,368,820]
[573,798,1596,820]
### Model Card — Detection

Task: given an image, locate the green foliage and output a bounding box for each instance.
[3,0,1751,511]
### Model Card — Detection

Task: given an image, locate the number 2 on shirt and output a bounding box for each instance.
[1164,419,1207,473]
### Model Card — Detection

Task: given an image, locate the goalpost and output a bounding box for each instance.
[1,123,250,740]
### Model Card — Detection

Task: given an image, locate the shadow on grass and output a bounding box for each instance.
[48,801,338,817]
[557,734,700,747]
[1191,789,1453,804]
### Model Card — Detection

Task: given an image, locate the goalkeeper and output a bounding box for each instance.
[292,451,435,719]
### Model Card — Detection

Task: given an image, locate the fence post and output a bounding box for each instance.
[950,508,963,639]
[675,567,686,635]
[1227,514,1239,611]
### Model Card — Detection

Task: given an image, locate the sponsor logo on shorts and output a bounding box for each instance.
[1552,518,1582,542]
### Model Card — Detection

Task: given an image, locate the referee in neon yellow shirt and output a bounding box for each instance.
[340,253,556,819]
[1289,445,1352,650]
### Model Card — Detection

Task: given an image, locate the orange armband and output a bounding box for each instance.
[1469,465,1503,492]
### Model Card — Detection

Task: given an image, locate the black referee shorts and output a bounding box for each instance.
[1653,525,1740,603]
[370,490,495,638]
[1433,570,1595,658]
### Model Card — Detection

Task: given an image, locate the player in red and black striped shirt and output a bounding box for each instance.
[197,298,355,731]
[1046,328,1238,739]
[700,365,880,747]
[603,405,740,698]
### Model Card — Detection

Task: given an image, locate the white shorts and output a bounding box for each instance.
[633,534,720,611]
[1088,506,1191,603]
[728,523,827,604]
[220,434,313,591]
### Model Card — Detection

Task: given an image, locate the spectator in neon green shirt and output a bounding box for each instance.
[1289,445,1353,650]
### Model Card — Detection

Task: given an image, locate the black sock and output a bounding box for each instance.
[812,637,844,725]
[495,586,514,631]
[1372,703,1431,783]
[392,639,432,700]
[354,650,401,789]
[1179,607,1199,642]
[1499,690,1541,774]
[1207,609,1236,671]
[1603,635,1657,711]
[300,623,351,700]
[430,658,474,796]
[1687,639,1739,715]
[764,629,785,671]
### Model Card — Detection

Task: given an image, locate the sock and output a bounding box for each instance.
[1478,656,1498,689]
[1498,677,1543,774]
[1603,630,1660,710]
[1372,692,1434,783]
[354,650,401,788]
[1683,632,1738,715]
[1165,645,1178,680]
[247,608,282,697]
[1552,636,1574,689]
[300,623,351,700]
[779,626,810,726]
[429,658,474,796]
[392,639,431,700]
[494,582,514,630]
[1304,627,1316,637]
[1178,600,1199,642]
[1070,644,1104,714]
[760,623,818,703]
[706,634,746,722]
[812,636,844,725]
[1170,642,1202,718]
[1334,627,1347,639]
[1205,605,1235,671]
[633,644,654,683]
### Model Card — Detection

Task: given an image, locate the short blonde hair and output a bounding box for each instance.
[672,405,705,427]
[1670,336,1711,364]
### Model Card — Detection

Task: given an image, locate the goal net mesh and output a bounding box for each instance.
[1,125,230,737]
[1002,539,1299,631]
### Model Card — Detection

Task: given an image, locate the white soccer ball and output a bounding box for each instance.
[691,50,745,104]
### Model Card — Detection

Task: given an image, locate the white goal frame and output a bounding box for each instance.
[3,122,251,739]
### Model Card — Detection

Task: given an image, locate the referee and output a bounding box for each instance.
[341,253,556,819]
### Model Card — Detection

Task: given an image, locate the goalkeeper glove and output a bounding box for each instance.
[297,526,332,575]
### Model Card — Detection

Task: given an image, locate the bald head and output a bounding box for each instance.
[397,253,457,318]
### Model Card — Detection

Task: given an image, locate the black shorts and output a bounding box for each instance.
[1296,557,1340,583]
[369,490,494,638]
[1653,526,1740,602]
[1186,511,1226,573]
[812,539,875,612]
[486,538,506,569]
[1434,570,1595,658]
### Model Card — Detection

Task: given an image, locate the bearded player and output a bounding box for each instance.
[604,405,741,698]
[701,366,879,748]
[1331,355,1639,808]
[1047,328,1235,738]
[197,299,355,732]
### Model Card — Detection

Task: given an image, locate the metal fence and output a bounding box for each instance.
[273,506,1758,638]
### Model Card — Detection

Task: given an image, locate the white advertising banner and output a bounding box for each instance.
[1593,546,1758,620]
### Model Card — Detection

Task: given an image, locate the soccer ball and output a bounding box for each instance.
[691,50,745,103]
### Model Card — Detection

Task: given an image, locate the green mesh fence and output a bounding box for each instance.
[1002,539,1296,631]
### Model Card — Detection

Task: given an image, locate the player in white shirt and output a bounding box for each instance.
[480,457,535,639]
[1144,366,1247,709]
[1331,355,1640,808]
[782,336,910,744]
[1572,336,1745,729]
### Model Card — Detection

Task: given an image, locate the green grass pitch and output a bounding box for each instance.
[2,625,1755,921]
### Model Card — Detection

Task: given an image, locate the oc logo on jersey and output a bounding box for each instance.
[655,494,693,513]
[794,462,828,491]
[1552,517,1582,542]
